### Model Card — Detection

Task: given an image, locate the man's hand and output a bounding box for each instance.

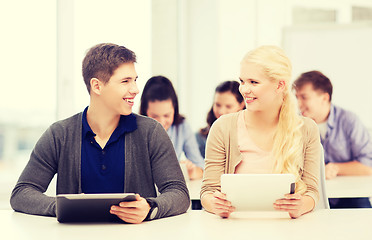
[325,162,340,179]
[110,194,151,224]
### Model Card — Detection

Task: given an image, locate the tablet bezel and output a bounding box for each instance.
[56,193,137,223]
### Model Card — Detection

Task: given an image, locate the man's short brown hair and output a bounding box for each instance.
[293,70,333,101]
[82,43,136,93]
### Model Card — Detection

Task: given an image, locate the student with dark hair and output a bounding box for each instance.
[196,81,245,158]
[293,70,372,208]
[140,76,204,180]
[10,43,190,223]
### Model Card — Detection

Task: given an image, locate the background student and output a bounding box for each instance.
[293,70,372,208]
[201,45,321,219]
[196,81,245,158]
[139,76,204,180]
[10,43,190,223]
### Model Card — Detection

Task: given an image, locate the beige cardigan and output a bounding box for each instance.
[200,111,321,205]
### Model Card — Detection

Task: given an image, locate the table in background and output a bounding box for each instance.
[325,175,372,198]
[187,179,203,209]
[1,209,372,240]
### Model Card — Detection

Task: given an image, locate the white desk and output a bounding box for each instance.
[187,179,202,200]
[1,209,372,240]
[325,175,372,198]
[188,176,372,200]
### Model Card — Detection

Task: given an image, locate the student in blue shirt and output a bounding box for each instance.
[139,76,204,180]
[10,43,190,223]
[293,70,372,208]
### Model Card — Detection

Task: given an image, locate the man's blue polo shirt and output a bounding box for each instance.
[81,107,137,193]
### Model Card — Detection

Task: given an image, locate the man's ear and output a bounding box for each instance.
[323,92,330,102]
[90,78,102,95]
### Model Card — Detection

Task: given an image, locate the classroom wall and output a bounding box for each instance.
[283,23,372,130]
[152,0,372,132]
[151,0,293,131]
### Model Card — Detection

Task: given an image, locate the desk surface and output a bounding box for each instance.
[325,175,372,198]
[1,209,372,240]
[188,175,372,200]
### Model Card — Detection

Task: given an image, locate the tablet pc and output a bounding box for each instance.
[221,174,295,211]
[56,193,137,223]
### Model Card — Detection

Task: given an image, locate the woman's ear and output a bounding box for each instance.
[276,80,286,92]
[90,78,102,95]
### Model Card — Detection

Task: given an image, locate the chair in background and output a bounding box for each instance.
[315,146,330,210]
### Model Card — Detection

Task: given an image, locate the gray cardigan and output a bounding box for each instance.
[10,112,190,220]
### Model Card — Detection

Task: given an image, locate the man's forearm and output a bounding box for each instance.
[336,161,372,176]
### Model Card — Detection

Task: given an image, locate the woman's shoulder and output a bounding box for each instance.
[209,111,242,134]
[215,111,241,125]
[299,116,319,139]
[301,116,317,129]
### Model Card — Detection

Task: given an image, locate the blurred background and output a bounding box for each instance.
[1,0,372,209]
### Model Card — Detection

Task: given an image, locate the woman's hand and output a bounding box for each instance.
[273,194,314,219]
[211,191,235,218]
[110,194,151,224]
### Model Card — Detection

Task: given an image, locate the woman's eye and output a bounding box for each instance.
[251,80,258,84]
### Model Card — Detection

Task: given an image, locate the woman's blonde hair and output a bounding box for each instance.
[242,45,306,194]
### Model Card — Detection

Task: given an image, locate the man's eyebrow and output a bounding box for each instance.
[122,76,138,80]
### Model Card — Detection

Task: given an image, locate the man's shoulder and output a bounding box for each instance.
[132,113,160,130]
[50,113,82,131]
[333,105,359,124]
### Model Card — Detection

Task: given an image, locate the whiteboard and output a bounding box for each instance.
[283,23,372,130]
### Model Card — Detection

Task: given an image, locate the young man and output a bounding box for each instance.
[10,43,190,223]
[293,70,372,208]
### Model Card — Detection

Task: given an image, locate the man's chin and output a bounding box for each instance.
[120,109,133,116]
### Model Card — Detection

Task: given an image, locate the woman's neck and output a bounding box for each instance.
[244,106,280,131]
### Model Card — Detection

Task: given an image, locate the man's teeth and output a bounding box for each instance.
[246,97,255,100]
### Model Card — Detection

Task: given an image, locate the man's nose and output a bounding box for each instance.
[130,82,139,94]
[297,99,303,108]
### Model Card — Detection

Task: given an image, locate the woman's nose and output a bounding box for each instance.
[159,118,167,129]
[241,84,251,94]
[217,108,227,116]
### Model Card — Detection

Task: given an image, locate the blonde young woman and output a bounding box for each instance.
[200,46,321,219]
